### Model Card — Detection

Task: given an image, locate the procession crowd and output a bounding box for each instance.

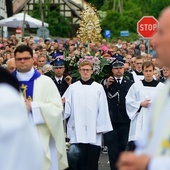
[1,6,170,170]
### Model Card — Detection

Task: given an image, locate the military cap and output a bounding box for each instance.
[50,58,65,68]
[112,59,125,68]
[112,53,124,61]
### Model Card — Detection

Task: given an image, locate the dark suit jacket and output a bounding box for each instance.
[52,76,69,96]
[124,71,134,83]
[159,77,167,83]
[103,77,133,125]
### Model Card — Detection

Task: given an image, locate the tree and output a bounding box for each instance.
[101,2,143,41]
[30,1,71,37]
[86,0,105,10]
[101,0,123,12]
[149,0,170,18]
[99,0,170,41]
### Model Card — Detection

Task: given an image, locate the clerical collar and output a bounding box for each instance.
[141,79,159,87]
[80,78,94,85]
[16,67,35,81]
[55,76,63,82]
[135,70,143,75]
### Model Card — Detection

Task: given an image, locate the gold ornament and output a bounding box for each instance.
[20,84,27,100]
[76,3,102,43]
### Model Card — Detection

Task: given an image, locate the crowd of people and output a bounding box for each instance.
[1,5,170,170]
[0,34,169,83]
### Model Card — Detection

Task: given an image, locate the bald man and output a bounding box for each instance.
[6,58,16,73]
[118,6,170,170]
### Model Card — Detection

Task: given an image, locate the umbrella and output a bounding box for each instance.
[0,13,48,28]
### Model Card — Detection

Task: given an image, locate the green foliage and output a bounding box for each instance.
[101,8,142,41]
[99,0,170,41]
[29,0,170,39]
[87,0,105,10]
[46,9,71,37]
[30,2,71,37]
[149,0,170,18]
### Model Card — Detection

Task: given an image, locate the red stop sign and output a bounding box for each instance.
[137,16,159,39]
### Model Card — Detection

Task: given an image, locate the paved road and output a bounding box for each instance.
[99,152,110,170]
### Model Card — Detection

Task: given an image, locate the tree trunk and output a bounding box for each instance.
[119,0,122,13]
[113,0,116,11]
[121,0,123,13]
[40,0,44,27]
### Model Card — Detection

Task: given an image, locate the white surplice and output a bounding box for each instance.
[63,80,113,146]
[131,71,144,82]
[126,80,164,141]
[0,83,43,170]
[135,80,170,170]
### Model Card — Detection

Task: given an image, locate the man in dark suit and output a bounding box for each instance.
[102,59,133,170]
[51,58,72,96]
[159,66,170,83]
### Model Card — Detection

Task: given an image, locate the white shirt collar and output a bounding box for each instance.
[115,76,123,83]
[16,67,35,81]
[55,76,63,82]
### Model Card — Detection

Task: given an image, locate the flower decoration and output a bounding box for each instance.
[64,54,115,82]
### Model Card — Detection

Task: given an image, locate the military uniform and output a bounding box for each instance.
[50,58,72,97]
[102,59,133,170]
[51,76,69,97]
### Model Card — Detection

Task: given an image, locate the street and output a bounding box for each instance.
[99,152,110,170]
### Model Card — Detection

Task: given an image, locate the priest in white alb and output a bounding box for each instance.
[0,67,43,170]
[13,45,68,170]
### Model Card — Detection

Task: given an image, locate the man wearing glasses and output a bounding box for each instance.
[131,56,144,82]
[62,60,112,170]
[12,45,68,170]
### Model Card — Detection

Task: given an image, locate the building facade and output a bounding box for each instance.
[13,0,88,36]
[0,0,8,37]
[0,0,88,37]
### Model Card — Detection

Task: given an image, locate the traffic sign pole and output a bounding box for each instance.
[148,39,150,54]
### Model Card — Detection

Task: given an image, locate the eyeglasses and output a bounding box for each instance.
[38,60,45,62]
[15,57,32,61]
[79,69,92,72]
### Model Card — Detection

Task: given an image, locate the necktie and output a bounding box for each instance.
[58,80,61,84]
[117,78,121,84]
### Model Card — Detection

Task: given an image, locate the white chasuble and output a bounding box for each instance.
[16,68,68,170]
